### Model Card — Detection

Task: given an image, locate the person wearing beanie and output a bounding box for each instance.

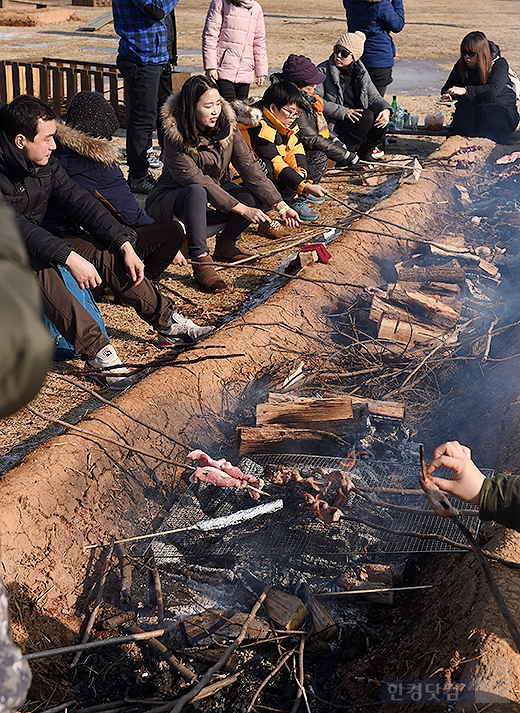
[278,54,359,184]
[317,32,392,162]
[43,91,186,284]
[343,0,405,97]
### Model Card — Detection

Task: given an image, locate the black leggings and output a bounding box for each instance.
[135,220,184,281]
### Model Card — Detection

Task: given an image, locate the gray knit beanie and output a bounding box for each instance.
[335,31,366,62]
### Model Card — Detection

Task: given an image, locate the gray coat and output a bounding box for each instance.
[316,54,391,130]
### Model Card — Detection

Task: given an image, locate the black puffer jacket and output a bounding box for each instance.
[294,88,352,163]
[0,127,136,269]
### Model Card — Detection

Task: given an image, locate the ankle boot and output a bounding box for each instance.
[213,237,252,263]
[192,255,227,293]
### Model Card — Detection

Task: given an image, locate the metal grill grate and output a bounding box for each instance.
[152,453,485,584]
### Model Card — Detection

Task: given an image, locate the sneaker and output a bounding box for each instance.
[304,194,326,205]
[257,219,294,239]
[336,151,359,167]
[157,312,214,347]
[128,173,157,195]
[288,199,319,221]
[371,147,385,159]
[86,344,134,390]
[147,148,163,170]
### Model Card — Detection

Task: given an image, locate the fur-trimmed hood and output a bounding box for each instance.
[161,92,238,154]
[55,122,122,168]
[231,99,263,128]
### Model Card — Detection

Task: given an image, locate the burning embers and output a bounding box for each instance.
[266,460,357,524]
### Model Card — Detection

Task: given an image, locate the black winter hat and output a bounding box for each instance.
[65,91,120,139]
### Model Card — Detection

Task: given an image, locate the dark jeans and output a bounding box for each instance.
[36,236,174,359]
[365,66,393,97]
[334,109,387,158]
[135,220,184,281]
[146,182,260,257]
[117,54,164,180]
[217,79,250,102]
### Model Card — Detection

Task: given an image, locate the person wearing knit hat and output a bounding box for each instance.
[343,0,405,97]
[316,33,392,162]
[43,91,186,284]
[276,55,359,184]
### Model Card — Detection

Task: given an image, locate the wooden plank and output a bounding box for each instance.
[235,426,367,457]
[395,262,466,285]
[388,283,461,329]
[264,589,307,630]
[266,393,404,419]
[76,10,112,31]
[170,71,190,92]
[256,397,354,428]
[377,314,457,346]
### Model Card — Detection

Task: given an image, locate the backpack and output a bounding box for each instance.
[44,265,109,361]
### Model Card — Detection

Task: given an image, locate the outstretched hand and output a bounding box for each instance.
[427,440,486,505]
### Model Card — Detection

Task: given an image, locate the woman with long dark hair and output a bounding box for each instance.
[441,31,519,143]
[146,75,298,292]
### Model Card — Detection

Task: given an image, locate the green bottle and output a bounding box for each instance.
[391,95,398,114]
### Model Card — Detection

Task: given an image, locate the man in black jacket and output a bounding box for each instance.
[0,95,212,389]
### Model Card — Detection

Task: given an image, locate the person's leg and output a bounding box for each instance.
[134,221,184,281]
[234,83,250,100]
[357,122,388,160]
[365,67,393,97]
[217,79,238,101]
[117,55,163,181]
[67,237,174,332]
[306,149,329,184]
[475,104,516,144]
[36,263,109,359]
[157,68,173,150]
[333,109,377,152]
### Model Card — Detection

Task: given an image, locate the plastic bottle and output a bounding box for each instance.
[404,109,410,127]
[391,95,398,115]
[395,105,404,131]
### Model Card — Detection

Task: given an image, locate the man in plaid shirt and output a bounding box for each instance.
[113,0,178,194]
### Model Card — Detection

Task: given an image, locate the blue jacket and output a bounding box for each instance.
[343,0,405,69]
[113,0,178,65]
[43,122,153,239]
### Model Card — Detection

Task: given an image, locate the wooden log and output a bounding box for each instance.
[388,284,461,329]
[395,263,465,285]
[264,589,307,630]
[377,314,457,346]
[297,583,339,642]
[235,426,366,456]
[266,393,404,420]
[183,609,226,646]
[256,397,353,430]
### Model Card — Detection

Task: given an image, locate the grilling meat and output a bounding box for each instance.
[188,449,265,499]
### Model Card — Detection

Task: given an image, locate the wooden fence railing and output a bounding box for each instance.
[0,57,123,119]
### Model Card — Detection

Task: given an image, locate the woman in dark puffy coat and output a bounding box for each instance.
[441,31,519,144]
[343,0,405,96]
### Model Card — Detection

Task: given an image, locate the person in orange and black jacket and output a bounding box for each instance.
[236,79,327,221]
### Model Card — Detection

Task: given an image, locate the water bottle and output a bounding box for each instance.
[404,109,410,127]
[395,105,404,131]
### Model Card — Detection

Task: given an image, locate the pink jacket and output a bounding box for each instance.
[203,0,268,85]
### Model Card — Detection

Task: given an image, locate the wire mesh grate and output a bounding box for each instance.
[151,452,485,583]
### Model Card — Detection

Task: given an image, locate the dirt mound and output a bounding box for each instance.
[0,8,79,27]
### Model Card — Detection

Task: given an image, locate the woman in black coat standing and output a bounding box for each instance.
[441,31,519,144]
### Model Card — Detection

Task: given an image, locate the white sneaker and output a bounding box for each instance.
[86,344,134,390]
[147,148,163,170]
[157,313,214,348]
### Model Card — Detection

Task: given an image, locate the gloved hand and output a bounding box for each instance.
[143,3,165,20]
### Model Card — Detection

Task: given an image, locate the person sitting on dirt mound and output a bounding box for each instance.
[441,31,520,144]
[43,91,186,283]
[0,94,213,389]
[317,32,392,162]
[145,74,300,293]
[428,441,520,532]
[235,79,328,222]
[276,53,359,184]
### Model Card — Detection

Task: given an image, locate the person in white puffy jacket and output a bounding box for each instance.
[203,0,268,102]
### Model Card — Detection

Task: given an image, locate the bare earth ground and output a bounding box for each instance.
[2,1,520,710]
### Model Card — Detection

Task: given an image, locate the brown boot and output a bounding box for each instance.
[213,237,252,263]
[192,255,227,293]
